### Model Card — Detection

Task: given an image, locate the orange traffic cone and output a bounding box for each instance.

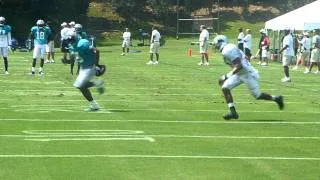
[188,49,192,57]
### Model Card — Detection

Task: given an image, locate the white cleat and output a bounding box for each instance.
[121,53,126,56]
[4,71,9,75]
[204,62,210,66]
[261,62,268,66]
[45,60,50,64]
[153,61,159,65]
[39,71,45,75]
[146,60,153,65]
[304,70,310,74]
[50,59,55,63]
[198,62,204,66]
[292,66,298,70]
[313,70,320,74]
[281,77,291,83]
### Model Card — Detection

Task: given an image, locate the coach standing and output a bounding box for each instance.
[279,29,294,82]
[198,25,210,66]
[146,26,161,65]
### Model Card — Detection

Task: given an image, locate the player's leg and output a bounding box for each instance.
[31,45,40,74]
[220,75,241,120]
[74,68,100,111]
[39,45,46,74]
[70,54,75,75]
[45,44,50,63]
[147,44,154,64]
[243,74,284,110]
[153,42,160,64]
[281,55,291,82]
[1,48,9,74]
[121,41,126,55]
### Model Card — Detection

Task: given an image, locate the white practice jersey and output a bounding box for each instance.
[151,30,161,42]
[199,29,209,42]
[243,34,252,50]
[282,34,294,56]
[60,27,70,40]
[222,44,257,75]
[238,32,244,44]
[300,37,311,51]
[123,32,131,41]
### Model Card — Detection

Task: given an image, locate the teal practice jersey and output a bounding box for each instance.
[31,26,51,45]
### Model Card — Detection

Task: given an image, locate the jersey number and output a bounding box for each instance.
[37,31,45,40]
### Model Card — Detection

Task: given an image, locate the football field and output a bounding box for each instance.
[0,39,320,180]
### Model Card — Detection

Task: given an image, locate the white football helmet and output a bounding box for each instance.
[213,35,228,51]
[69,21,75,26]
[61,22,67,27]
[0,16,5,25]
[36,19,45,26]
[74,23,82,32]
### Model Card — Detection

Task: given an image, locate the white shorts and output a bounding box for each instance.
[150,42,160,53]
[46,41,55,53]
[261,49,268,58]
[73,67,95,88]
[310,48,320,62]
[33,44,46,59]
[222,72,261,98]
[200,42,209,53]
[282,55,294,66]
[122,40,130,48]
[0,47,9,57]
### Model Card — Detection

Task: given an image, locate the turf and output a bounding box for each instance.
[0,39,319,180]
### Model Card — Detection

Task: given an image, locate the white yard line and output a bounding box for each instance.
[0,154,318,161]
[0,119,320,124]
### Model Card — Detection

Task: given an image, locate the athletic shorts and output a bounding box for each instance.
[33,44,46,59]
[150,42,160,53]
[310,48,320,62]
[46,41,55,53]
[298,50,310,60]
[200,41,209,54]
[282,55,294,66]
[0,47,9,57]
[222,71,261,99]
[73,67,95,89]
[61,39,69,53]
[122,40,130,48]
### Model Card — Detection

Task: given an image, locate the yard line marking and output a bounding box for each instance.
[1,134,319,140]
[25,137,155,142]
[0,154,319,161]
[1,119,320,124]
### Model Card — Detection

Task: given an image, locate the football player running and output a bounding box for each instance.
[30,19,51,75]
[0,16,11,74]
[68,35,105,112]
[213,35,284,120]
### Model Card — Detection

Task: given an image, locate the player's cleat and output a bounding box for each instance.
[121,53,125,56]
[50,59,55,63]
[261,62,268,66]
[275,96,284,110]
[223,112,239,120]
[4,71,9,75]
[292,66,298,70]
[304,70,310,74]
[45,60,50,64]
[146,60,153,65]
[204,62,210,66]
[95,80,105,95]
[198,62,203,66]
[84,102,100,112]
[39,71,45,75]
[153,61,159,65]
[314,70,320,74]
[281,77,291,82]
[31,71,35,75]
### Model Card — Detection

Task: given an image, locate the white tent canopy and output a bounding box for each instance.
[265,0,320,30]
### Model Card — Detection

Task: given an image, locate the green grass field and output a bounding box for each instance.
[0,39,320,180]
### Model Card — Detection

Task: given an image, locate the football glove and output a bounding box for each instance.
[95,64,106,76]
